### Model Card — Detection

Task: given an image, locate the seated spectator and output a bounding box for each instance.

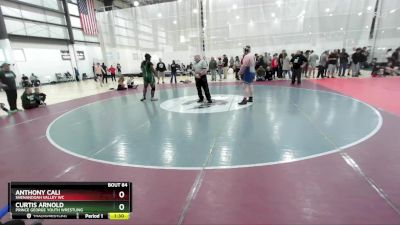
[30,73,40,87]
[265,66,273,81]
[21,74,30,87]
[256,66,266,81]
[117,75,127,91]
[21,87,39,110]
[384,62,399,76]
[34,87,46,105]
[127,77,138,89]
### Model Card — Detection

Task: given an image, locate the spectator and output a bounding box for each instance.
[351,48,363,77]
[386,49,393,63]
[170,60,177,84]
[327,50,339,78]
[156,58,166,84]
[74,67,80,81]
[21,87,39,110]
[317,51,328,78]
[117,63,122,76]
[21,74,30,87]
[117,75,127,90]
[108,65,117,82]
[308,50,319,78]
[209,57,218,81]
[34,87,46,106]
[282,53,291,79]
[256,65,266,81]
[234,56,241,80]
[223,54,229,79]
[127,76,138,89]
[338,48,350,77]
[303,50,310,77]
[0,62,19,113]
[229,56,234,68]
[271,54,279,79]
[30,73,40,87]
[217,57,223,81]
[265,66,273,81]
[290,50,308,85]
[101,63,108,84]
[392,47,400,66]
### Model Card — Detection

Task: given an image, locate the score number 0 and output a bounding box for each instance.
[119,191,125,211]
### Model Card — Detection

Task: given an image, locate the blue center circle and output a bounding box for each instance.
[47,85,382,169]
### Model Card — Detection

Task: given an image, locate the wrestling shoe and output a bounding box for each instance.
[238,98,247,105]
[248,97,253,103]
[140,97,146,101]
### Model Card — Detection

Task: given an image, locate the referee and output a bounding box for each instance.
[193,55,212,103]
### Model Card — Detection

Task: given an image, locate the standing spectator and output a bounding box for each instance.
[222,54,229,79]
[0,63,19,112]
[101,63,108,84]
[156,58,166,84]
[277,50,285,78]
[338,48,349,77]
[203,56,209,69]
[117,63,122,76]
[234,56,241,80]
[92,63,95,77]
[303,50,310,77]
[217,57,223,81]
[170,60,177,84]
[327,50,339,78]
[108,65,117,82]
[351,48,363,77]
[265,53,272,66]
[229,56,234,68]
[74,67,80,81]
[282,53,291,79]
[392,47,400,66]
[209,57,218,81]
[290,50,308,85]
[308,50,319,78]
[317,51,328,78]
[193,55,212,103]
[271,54,279,79]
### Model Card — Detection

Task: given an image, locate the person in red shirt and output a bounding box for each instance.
[271,54,279,79]
[108,65,116,82]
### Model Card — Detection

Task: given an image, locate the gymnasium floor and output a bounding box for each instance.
[1,74,400,224]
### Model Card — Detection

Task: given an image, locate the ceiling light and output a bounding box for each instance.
[173,20,177,24]
[325,8,330,12]
[358,12,362,16]
[367,6,372,11]
[236,15,240,19]
[340,27,344,31]
[133,1,139,7]
[232,4,237,10]
[157,13,162,18]
[193,9,198,14]
[271,12,276,17]
[389,9,396,13]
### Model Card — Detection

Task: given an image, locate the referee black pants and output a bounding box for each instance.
[195,75,211,101]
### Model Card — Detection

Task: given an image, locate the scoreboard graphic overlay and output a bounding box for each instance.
[8,182,132,220]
